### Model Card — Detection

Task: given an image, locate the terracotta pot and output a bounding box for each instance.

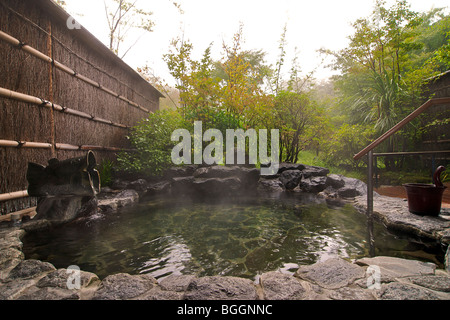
[403,183,446,216]
[403,166,446,216]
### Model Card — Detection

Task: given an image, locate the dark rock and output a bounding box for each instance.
[128,179,148,193]
[319,186,339,198]
[193,166,238,178]
[170,176,195,195]
[261,173,280,179]
[168,166,262,196]
[33,196,97,225]
[279,170,302,190]
[326,174,346,189]
[338,187,359,198]
[321,175,368,199]
[145,180,171,196]
[110,179,148,196]
[340,176,367,196]
[26,152,100,198]
[111,179,129,190]
[301,165,330,178]
[277,163,306,174]
[193,177,242,196]
[164,165,198,178]
[257,178,284,192]
[299,176,328,193]
[236,167,260,187]
[97,189,139,212]
[99,186,114,194]
[21,219,52,232]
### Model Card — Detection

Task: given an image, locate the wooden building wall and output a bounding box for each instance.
[0,0,162,215]
[420,71,450,152]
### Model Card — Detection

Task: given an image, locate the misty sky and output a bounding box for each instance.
[64,0,449,85]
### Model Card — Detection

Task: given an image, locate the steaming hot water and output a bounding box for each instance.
[22,193,444,280]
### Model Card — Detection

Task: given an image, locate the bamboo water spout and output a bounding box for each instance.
[26,151,101,225]
[27,150,101,197]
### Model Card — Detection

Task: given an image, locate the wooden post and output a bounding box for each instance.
[367,150,375,257]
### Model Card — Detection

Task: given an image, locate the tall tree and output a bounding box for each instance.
[55,0,67,9]
[273,91,319,163]
[324,0,449,169]
[271,24,287,96]
[164,25,273,131]
[103,0,154,59]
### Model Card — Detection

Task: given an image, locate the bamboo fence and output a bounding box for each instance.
[0,0,162,215]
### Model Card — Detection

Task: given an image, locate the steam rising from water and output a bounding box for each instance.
[22,193,441,280]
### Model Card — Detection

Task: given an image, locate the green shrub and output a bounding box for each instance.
[117,109,185,176]
[323,123,375,170]
[98,159,114,187]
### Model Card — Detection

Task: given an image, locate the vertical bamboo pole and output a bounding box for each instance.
[47,20,56,158]
[367,150,375,257]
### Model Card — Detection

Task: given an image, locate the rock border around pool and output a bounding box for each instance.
[1,227,450,300]
[352,194,450,246]
[107,163,369,199]
[2,163,450,300]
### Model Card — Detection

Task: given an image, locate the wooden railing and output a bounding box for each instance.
[353,97,450,222]
[353,97,450,161]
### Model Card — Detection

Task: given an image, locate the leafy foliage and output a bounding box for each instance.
[98,160,114,187]
[121,1,449,177]
[273,91,324,163]
[323,1,449,170]
[103,0,154,58]
[323,124,375,169]
[116,110,184,176]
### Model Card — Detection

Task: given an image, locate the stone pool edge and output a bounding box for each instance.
[1,196,450,300]
[352,194,450,247]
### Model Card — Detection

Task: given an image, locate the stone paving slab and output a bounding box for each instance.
[183,276,259,300]
[259,271,306,300]
[295,257,366,289]
[92,273,158,300]
[356,256,436,282]
[353,195,450,245]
